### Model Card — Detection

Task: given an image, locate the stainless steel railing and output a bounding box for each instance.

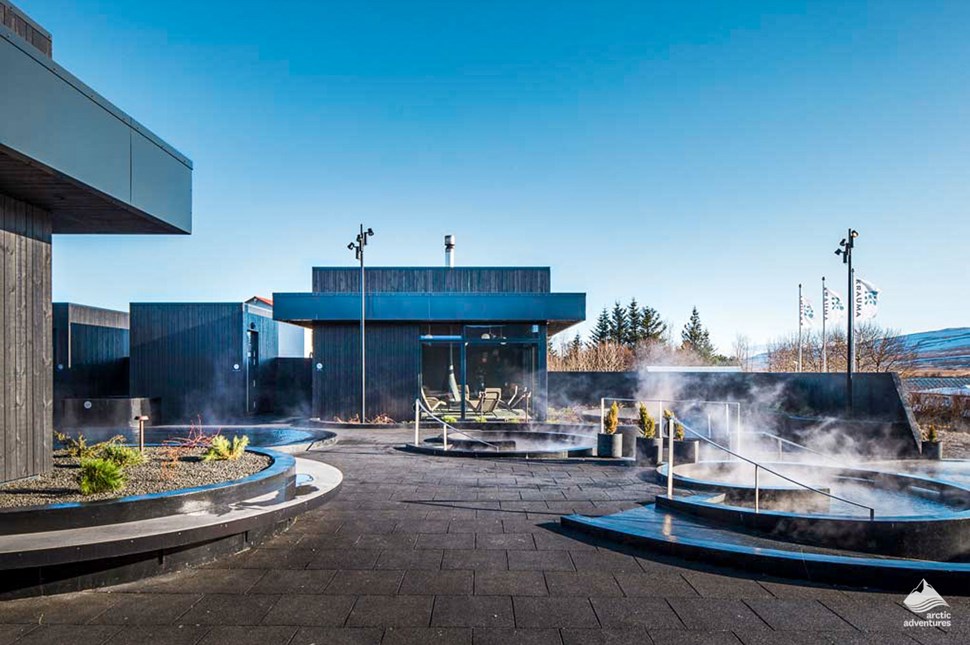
[666,415,875,520]
[413,399,501,451]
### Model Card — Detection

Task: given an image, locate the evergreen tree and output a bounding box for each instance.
[626,299,642,346]
[568,333,583,358]
[640,305,667,342]
[609,301,628,345]
[590,308,612,345]
[681,307,716,360]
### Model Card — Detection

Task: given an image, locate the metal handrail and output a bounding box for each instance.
[743,430,845,465]
[413,399,501,450]
[668,416,876,520]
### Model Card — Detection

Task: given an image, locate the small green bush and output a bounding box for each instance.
[203,434,250,462]
[474,415,488,423]
[79,457,125,495]
[925,423,940,443]
[604,402,619,435]
[100,443,144,468]
[674,420,685,441]
[442,415,458,424]
[637,403,655,439]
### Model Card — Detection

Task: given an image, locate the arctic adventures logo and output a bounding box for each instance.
[903,580,951,628]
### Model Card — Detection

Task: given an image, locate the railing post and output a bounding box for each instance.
[724,404,731,453]
[736,404,743,455]
[443,424,448,450]
[600,398,605,435]
[414,399,420,445]
[656,400,664,464]
[754,464,760,513]
[666,416,675,498]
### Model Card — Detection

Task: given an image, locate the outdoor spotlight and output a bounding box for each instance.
[850,229,859,238]
[347,243,355,250]
[366,228,374,236]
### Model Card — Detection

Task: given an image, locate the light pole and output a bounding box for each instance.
[834,229,858,413]
[348,224,375,422]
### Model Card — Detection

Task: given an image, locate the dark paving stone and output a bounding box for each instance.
[112,569,266,594]
[197,625,298,645]
[0,592,119,624]
[374,548,443,570]
[325,570,405,595]
[0,625,37,645]
[472,627,562,645]
[590,597,684,630]
[757,580,852,601]
[179,593,279,626]
[394,520,451,534]
[248,569,337,594]
[513,597,598,629]
[448,519,504,534]
[289,627,383,645]
[10,625,119,644]
[103,625,209,645]
[441,549,508,571]
[354,534,420,550]
[382,626,472,644]
[736,633,914,645]
[507,550,574,571]
[89,593,202,625]
[431,596,514,628]
[222,547,318,569]
[544,571,622,597]
[560,629,649,645]
[822,598,939,636]
[744,598,855,631]
[416,533,476,549]
[649,630,744,645]
[307,549,382,570]
[475,571,548,596]
[346,595,434,627]
[681,572,773,599]
[569,550,643,574]
[532,531,597,550]
[261,594,356,626]
[613,573,696,598]
[667,598,769,632]
[476,534,536,550]
[399,570,474,595]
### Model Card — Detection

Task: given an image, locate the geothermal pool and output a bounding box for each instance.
[58,425,334,449]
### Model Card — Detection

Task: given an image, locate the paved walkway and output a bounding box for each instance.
[0,427,964,644]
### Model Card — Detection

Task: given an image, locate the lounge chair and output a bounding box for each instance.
[421,387,445,412]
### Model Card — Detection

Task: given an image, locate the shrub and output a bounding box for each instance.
[442,415,458,424]
[78,457,125,495]
[100,443,144,468]
[604,402,619,435]
[637,403,655,439]
[203,434,250,462]
[474,415,488,423]
[925,423,940,443]
[674,420,685,441]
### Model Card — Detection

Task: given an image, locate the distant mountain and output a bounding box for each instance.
[898,327,970,369]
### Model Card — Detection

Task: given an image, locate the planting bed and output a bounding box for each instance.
[0,447,270,508]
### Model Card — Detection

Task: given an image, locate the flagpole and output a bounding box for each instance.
[821,276,827,372]
[797,283,803,372]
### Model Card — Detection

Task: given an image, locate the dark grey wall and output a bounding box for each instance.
[548,371,920,457]
[312,323,421,421]
[0,194,52,482]
[272,358,311,416]
[52,303,129,404]
[312,267,551,294]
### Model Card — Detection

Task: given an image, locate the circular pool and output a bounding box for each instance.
[404,424,597,459]
[57,425,336,449]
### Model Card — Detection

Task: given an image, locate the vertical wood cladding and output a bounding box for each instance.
[312,323,420,421]
[0,1,52,58]
[52,304,129,400]
[130,303,292,423]
[312,268,551,294]
[0,194,52,482]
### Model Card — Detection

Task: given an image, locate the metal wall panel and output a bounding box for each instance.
[312,267,551,294]
[0,193,52,482]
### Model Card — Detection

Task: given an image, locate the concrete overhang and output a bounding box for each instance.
[0,25,192,234]
[273,292,586,335]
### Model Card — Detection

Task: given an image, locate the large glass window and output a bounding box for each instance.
[418,324,541,422]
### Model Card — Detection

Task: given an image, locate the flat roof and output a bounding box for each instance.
[0,24,192,234]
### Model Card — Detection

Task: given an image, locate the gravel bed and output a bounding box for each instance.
[0,447,272,508]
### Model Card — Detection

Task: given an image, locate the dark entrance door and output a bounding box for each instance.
[246,329,259,415]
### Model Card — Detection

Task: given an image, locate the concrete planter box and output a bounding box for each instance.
[635,436,659,464]
[597,433,623,458]
[617,426,640,458]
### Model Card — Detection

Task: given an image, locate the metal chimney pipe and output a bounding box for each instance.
[444,234,455,268]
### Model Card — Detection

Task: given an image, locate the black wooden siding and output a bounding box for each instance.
[130,303,294,423]
[0,194,52,482]
[312,323,420,421]
[312,267,551,294]
[52,303,129,401]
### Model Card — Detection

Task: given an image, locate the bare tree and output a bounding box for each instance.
[733,334,751,371]
[761,324,914,374]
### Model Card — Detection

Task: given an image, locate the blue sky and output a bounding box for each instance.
[26,0,970,351]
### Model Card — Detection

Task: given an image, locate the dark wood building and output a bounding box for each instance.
[275,266,585,422]
[130,301,304,423]
[0,5,191,482]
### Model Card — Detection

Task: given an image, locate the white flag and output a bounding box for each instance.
[855,277,880,321]
[800,295,815,328]
[823,287,846,323]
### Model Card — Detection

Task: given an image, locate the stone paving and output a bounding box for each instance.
[0,427,966,644]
